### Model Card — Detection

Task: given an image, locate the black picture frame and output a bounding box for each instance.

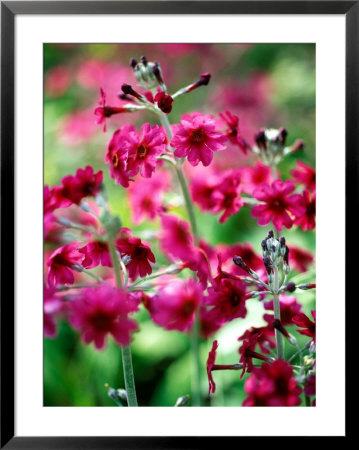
[1,1,354,447]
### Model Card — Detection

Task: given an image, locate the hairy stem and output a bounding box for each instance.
[108,240,138,406]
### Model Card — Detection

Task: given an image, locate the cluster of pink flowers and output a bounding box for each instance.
[44,54,316,408]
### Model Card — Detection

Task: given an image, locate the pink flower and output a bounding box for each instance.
[60,166,103,205]
[148,278,202,332]
[128,170,170,224]
[171,112,227,167]
[159,214,196,262]
[251,179,305,231]
[218,110,250,153]
[206,278,248,323]
[207,340,219,394]
[47,242,84,287]
[295,189,316,231]
[68,286,138,350]
[60,109,97,146]
[241,162,273,195]
[291,160,316,190]
[289,246,314,272]
[45,66,71,98]
[292,311,316,342]
[116,228,155,280]
[125,123,167,178]
[79,240,112,269]
[105,125,135,188]
[243,360,302,406]
[191,169,244,223]
[263,294,303,326]
[44,285,63,337]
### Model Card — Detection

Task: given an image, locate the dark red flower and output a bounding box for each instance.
[238,328,274,378]
[292,311,316,342]
[47,242,84,287]
[295,189,316,231]
[154,91,174,114]
[207,340,219,394]
[289,245,314,272]
[264,294,303,326]
[79,240,112,269]
[243,360,302,406]
[60,166,103,205]
[304,374,316,397]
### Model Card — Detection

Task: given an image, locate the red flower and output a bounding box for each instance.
[159,214,196,262]
[60,166,103,205]
[207,340,219,394]
[79,240,112,269]
[219,110,250,153]
[304,374,316,397]
[206,278,248,323]
[68,286,138,350]
[291,160,316,190]
[295,189,316,231]
[148,278,202,332]
[116,228,155,281]
[251,179,305,231]
[128,170,170,224]
[47,242,84,287]
[238,328,275,378]
[171,112,227,167]
[264,294,303,326]
[154,91,174,114]
[243,360,302,406]
[292,311,316,342]
[289,245,314,272]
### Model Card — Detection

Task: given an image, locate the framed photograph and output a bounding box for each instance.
[1,1,354,447]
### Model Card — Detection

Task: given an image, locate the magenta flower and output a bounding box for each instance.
[243,360,302,406]
[171,112,227,167]
[125,123,167,178]
[304,374,316,398]
[44,185,71,215]
[68,286,138,350]
[47,242,84,287]
[241,161,273,195]
[206,278,248,323]
[128,170,170,224]
[154,91,174,114]
[116,228,155,280]
[206,340,219,394]
[79,240,112,269]
[94,88,130,132]
[289,245,314,272]
[295,189,316,231]
[159,214,196,262]
[219,110,250,153]
[148,278,202,332]
[105,125,135,188]
[292,310,316,342]
[60,166,103,205]
[251,179,305,231]
[44,285,63,338]
[291,160,316,190]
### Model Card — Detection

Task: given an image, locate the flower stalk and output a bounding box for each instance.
[273,266,284,359]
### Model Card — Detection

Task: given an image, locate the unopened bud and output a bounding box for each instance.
[297,283,316,290]
[291,139,305,153]
[285,282,296,293]
[278,127,288,146]
[255,129,267,150]
[129,58,138,68]
[140,55,148,66]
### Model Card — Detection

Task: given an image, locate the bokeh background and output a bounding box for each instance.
[44,43,316,406]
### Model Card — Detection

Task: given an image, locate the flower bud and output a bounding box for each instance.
[285,282,296,292]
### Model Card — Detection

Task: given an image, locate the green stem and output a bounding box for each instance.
[108,240,138,406]
[159,112,202,406]
[273,266,285,359]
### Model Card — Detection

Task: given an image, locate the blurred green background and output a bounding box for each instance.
[44,43,315,406]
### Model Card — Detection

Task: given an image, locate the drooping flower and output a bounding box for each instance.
[47,242,84,287]
[68,285,138,350]
[243,360,302,406]
[291,160,316,191]
[154,91,174,114]
[292,310,316,342]
[115,228,155,280]
[128,170,170,224]
[94,88,130,132]
[295,189,316,231]
[263,294,303,326]
[218,110,250,153]
[159,214,196,262]
[206,340,219,394]
[60,166,103,205]
[251,179,305,231]
[238,328,275,378]
[79,240,112,269]
[148,278,202,332]
[171,112,227,167]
